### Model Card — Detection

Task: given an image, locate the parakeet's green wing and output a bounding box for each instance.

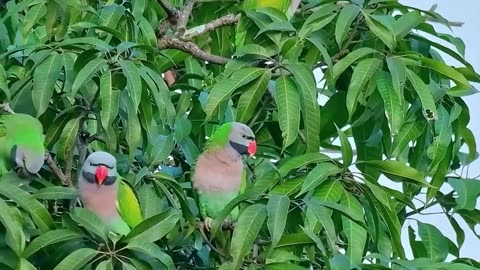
[116,177,143,228]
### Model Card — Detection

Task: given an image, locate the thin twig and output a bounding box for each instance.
[176,0,196,36]
[158,38,230,64]
[45,153,69,186]
[183,14,240,40]
[157,0,179,18]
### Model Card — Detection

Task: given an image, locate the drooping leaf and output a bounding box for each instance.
[335,4,361,48]
[448,178,480,211]
[267,195,290,251]
[23,229,83,258]
[71,58,107,96]
[99,69,120,131]
[236,70,271,123]
[297,162,342,198]
[335,124,353,168]
[359,160,429,186]
[275,76,301,150]
[32,52,63,117]
[52,248,99,270]
[376,71,404,134]
[417,221,449,262]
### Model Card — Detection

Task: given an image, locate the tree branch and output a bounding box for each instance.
[158,38,230,64]
[157,0,179,18]
[183,14,240,40]
[45,153,69,186]
[176,0,196,36]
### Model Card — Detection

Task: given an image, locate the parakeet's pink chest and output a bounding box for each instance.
[79,182,119,221]
[192,148,244,193]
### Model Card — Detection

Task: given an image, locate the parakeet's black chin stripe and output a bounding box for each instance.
[82,171,117,186]
[230,140,248,155]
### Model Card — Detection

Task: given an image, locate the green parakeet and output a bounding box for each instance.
[78,151,143,236]
[191,122,256,231]
[0,113,46,177]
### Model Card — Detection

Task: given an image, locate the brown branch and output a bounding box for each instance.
[183,14,240,40]
[176,0,196,36]
[157,0,179,18]
[45,153,69,186]
[158,38,230,64]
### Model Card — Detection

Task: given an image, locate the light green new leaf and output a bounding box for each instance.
[341,192,367,265]
[205,68,264,118]
[126,241,175,270]
[275,76,301,150]
[406,69,438,120]
[100,69,120,131]
[297,162,342,198]
[346,58,382,120]
[335,125,353,168]
[332,47,379,81]
[267,195,290,251]
[230,204,267,270]
[53,248,99,270]
[32,52,63,117]
[23,229,83,258]
[335,4,361,48]
[359,160,429,186]
[236,70,270,123]
[376,71,404,134]
[57,117,81,161]
[448,178,480,211]
[71,58,108,96]
[0,197,25,255]
[417,222,449,262]
[119,60,142,110]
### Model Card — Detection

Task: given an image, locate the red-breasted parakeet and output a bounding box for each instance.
[78,151,143,236]
[191,122,257,231]
[0,113,45,177]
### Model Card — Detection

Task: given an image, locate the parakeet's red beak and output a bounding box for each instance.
[95,165,108,186]
[248,141,257,157]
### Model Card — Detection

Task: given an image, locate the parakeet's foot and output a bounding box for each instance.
[0,103,14,113]
[204,217,214,232]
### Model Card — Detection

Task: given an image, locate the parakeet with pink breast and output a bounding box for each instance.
[191,122,257,231]
[78,151,142,235]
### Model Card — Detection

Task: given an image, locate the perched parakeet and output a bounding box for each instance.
[78,151,143,236]
[0,113,45,177]
[191,122,257,231]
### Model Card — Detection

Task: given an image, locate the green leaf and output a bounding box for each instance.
[256,21,296,38]
[406,69,438,120]
[100,69,120,131]
[386,56,407,96]
[335,125,353,168]
[57,116,81,161]
[277,153,331,177]
[126,241,175,270]
[363,12,395,50]
[71,58,107,96]
[359,160,429,186]
[124,208,180,243]
[32,52,63,116]
[267,195,290,250]
[118,60,142,110]
[0,64,9,100]
[341,192,367,265]
[147,134,175,169]
[332,48,379,81]
[233,44,272,58]
[230,204,267,270]
[304,199,337,251]
[297,162,342,198]
[426,104,452,172]
[204,68,264,118]
[71,208,108,240]
[346,58,382,120]
[287,63,321,153]
[0,197,25,255]
[95,259,114,270]
[23,229,83,258]
[125,97,142,163]
[0,183,54,233]
[53,248,99,270]
[448,178,480,211]
[391,119,427,157]
[275,76,301,150]
[236,70,270,123]
[33,186,79,200]
[335,4,361,48]
[376,71,404,134]
[17,258,36,270]
[394,11,423,40]
[98,4,125,28]
[417,222,449,262]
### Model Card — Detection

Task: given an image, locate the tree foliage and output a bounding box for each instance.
[0,0,479,269]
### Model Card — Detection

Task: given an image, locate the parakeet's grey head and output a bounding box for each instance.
[229,122,256,157]
[81,151,117,187]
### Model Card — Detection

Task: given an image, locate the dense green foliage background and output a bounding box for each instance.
[0,0,479,269]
